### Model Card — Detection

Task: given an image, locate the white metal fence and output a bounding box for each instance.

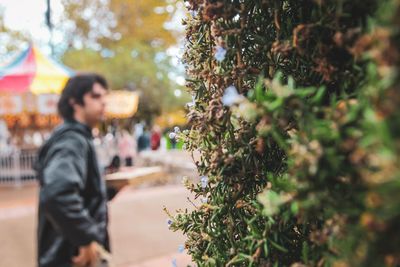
[0,149,37,186]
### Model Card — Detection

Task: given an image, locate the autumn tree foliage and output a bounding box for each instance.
[60,0,188,119]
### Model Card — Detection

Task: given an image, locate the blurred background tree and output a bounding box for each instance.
[0,8,29,63]
[59,0,189,122]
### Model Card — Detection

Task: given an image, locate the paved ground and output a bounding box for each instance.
[0,184,194,267]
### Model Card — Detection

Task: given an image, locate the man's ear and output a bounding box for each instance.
[69,98,75,107]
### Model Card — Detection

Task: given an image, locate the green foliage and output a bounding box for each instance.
[169,0,400,266]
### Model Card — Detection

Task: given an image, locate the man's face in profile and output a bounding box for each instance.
[81,83,107,127]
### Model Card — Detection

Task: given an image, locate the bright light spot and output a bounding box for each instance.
[156,72,163,80]
[131,50,139,58]
[166,5,174,13]
[168,72,176,80]
[170,57,179,67]
[100,49,115,58]
[155,52,167,63]
[174,89,182,98]
[166,46,179,56]
[154,6,165,14]
[176,76,186,86]
[114,32,122,40]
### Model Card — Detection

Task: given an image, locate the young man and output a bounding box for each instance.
[35,73,110,267]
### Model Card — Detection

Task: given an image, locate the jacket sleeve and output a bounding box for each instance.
[39,133,100,247]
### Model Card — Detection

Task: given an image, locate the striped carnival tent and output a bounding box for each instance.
[0,44,74,95]
[0,44,139,131]
[0,45,75,174]
[0,44,74,129]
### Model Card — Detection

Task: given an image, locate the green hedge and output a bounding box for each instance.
[168,1,400,266]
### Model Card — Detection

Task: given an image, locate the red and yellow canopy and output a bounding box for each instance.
[0,44,73,95]
[0,45,139,128]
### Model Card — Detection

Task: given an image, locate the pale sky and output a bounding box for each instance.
[1,0,63,38]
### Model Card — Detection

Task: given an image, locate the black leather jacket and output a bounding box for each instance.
[35,121,110,267]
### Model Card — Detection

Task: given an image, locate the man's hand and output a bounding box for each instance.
[72,241,99,267]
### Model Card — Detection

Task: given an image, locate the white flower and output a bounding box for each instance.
[200,176,209,189]
[214,45,227,62]
[189,10,198,17]
[185,95,196,109]
[174,126,181,133]
[235,101,259,122]
[222,85,245,106]
[169,132,177,139]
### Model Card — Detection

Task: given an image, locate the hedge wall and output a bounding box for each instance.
[168,1,400,266]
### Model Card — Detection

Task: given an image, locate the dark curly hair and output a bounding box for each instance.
[57,73,108,121]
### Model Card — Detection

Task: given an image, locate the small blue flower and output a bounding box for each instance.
[186,95,196,109]
[200,176,209,189]
[178,244,185,253]
[185,102,194,108]
[189,10,198,17]
[172,258,178,267]
[214,46,227,62]
[167,219,173,227]
[222,85,244,106]
[200,197,208,204]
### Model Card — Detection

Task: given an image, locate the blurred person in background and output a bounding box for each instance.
[0,120,11,153]
[137,126,150,152]
[118,129,136,166]
[150,125,161,150]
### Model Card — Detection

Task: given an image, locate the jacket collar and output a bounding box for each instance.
[62,119,93,139]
